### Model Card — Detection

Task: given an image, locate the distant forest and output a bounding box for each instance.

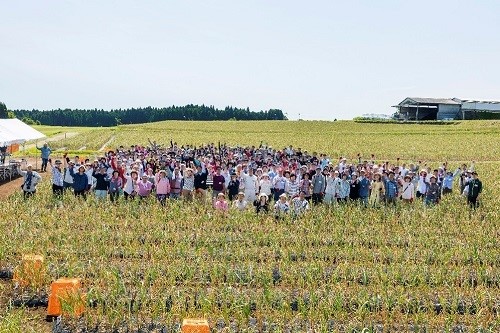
[13,105,287,126]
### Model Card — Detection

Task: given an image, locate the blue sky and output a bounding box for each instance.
[1,0,499,120]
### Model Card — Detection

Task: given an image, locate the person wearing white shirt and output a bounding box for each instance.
[233,192,249,211]
[416,171,428,199]
[259,173,272,196]
[324,170,337,204]
[242,168,258,202]
[400,175,415,203]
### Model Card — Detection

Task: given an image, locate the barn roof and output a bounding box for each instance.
[403,97,460,105]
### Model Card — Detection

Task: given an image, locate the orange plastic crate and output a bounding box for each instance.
[182,318,210,333]
[47,278,85,317]
[13,254,45,287]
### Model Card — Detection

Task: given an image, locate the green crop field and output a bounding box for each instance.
[1,120,499,332]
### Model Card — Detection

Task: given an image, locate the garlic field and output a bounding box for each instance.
[1,120,499,332]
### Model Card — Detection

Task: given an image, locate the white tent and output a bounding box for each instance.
[0,119,46,146]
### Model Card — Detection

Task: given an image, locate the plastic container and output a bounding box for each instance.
[13,254,45,287]
[47,278,85,317]
[182,318,210,333]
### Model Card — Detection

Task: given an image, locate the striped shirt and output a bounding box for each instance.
[286,180,300,197]
[182,176,195,191]
[52,166,64,187]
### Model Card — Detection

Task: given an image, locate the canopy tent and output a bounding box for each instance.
[0,119,46,146]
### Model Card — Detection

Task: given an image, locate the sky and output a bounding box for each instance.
[1,1,499,120]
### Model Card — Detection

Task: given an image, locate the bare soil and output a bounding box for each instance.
[0,157,50,201]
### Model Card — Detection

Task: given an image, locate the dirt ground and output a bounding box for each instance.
[0,157,48,201]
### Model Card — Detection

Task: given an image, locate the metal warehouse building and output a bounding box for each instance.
[394,97,500,120]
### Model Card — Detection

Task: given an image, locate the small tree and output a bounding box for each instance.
[0,102,8,119]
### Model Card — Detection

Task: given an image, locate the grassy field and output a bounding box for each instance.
[26,120,500,161]
[1,120,499,332]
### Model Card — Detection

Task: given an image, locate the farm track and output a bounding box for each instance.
[24,132,79,150]
[99,135,115,152]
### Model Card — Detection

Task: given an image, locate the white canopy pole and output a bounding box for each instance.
[35,139,38,171]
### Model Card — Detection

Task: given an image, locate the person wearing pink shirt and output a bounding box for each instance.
[155,169,171,206]
[137,174,153,199]
[214,192,229,215]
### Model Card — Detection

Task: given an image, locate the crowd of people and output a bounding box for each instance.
[20,140,484,213]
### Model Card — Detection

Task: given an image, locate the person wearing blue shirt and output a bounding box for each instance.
[384,171,399,206]
[70,165,89,200]
[358,170,370,207]
[442,168,460,195]
[36,143,52,172]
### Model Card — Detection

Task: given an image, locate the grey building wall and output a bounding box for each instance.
[437,104,461,120]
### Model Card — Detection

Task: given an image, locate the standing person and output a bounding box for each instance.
[137,174,153,200]
[358,170,370,207]
[70,165,89,199]
[259,173,272,197]
[337,173,350,203]
[227,173,240,201]
[424,175,440,206]
[211,166,226,202]
[442,168,460,195]
[123,170,139,200]
[181,168,195,201]
[62,159,76,191]
[169,167,183,200]
[194,164,208,201]
[108,170,123,203]
[272,169,287,201]
[36,143,52,172]
[349,173,360,201]
[384,171,399,206]
[47,159,64,198]
[324,170,337,204]
[416,171,428,200]
[400,174,415,204]
[369,173,385,208]
[155,170,171,206]
[93,166,109,201]
[19,164,42,199]
[464,171,482,209]
[285,173,300,198]
[311,167,326,205]
[84,162,95,193]
[299,172,312,201]
[242,168,258,203]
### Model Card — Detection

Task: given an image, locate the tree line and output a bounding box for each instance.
[11,105,287,126]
